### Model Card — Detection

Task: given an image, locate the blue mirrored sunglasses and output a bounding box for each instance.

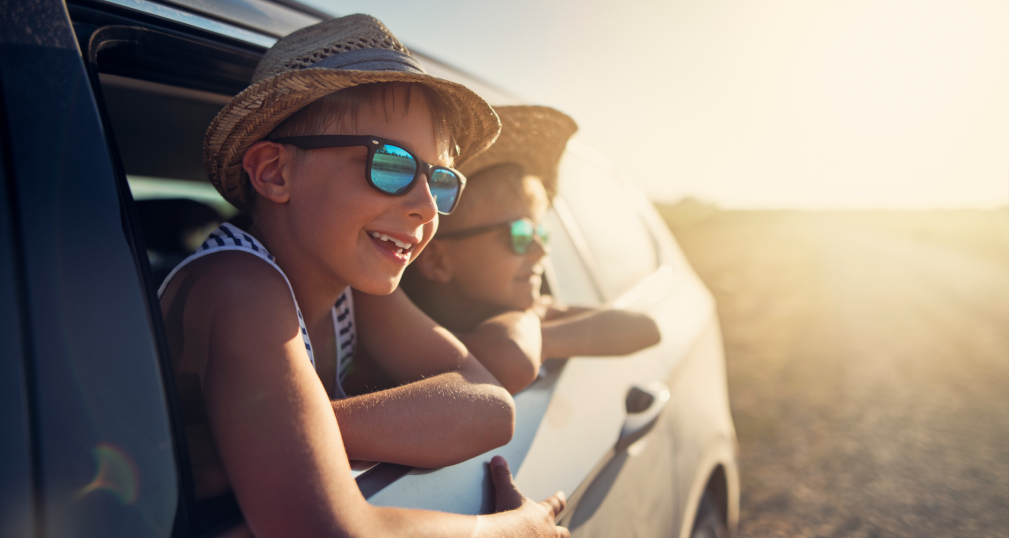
[269,135,466,215]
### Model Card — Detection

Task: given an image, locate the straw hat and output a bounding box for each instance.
[458,106,578,198]
[204,14,501,211]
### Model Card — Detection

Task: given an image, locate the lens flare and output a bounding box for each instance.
[77,443,139,505]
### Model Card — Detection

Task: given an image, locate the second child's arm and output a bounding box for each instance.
[457,310,543,395]
[333,357,515,468]
[341,289,518,467]
[541,306,661,360]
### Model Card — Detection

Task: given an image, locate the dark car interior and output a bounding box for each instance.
[99,73,237,286]
[81,20,257,288]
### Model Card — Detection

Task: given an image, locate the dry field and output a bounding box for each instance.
[659,203,1009,538]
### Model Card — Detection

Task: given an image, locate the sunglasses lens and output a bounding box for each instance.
[429,168,461,214]
[510,219,535,254]
[371,144,418,195]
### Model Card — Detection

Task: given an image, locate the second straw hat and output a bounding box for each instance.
[204,14,501,212]
[459,106,578,198]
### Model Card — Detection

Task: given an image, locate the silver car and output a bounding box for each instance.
[0,0,738,536]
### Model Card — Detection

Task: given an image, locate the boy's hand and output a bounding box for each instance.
[340,288,517,468]
[489,456,570,538]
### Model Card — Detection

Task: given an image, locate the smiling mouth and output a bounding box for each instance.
[367,231,415,256]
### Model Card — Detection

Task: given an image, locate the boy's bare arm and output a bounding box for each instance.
[183,258,566,537]
[540,307,661,360]
[457,310,543,395]
[333,356,516,468]
[535,295,594,321]
[343,289,518,467]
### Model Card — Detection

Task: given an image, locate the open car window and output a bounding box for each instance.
[98,72,241,287]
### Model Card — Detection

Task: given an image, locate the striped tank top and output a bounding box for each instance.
[158,223,355,399]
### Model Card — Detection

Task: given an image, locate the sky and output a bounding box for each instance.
[302,0,1008,209]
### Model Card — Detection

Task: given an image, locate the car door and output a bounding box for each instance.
[551,150,724,537]
[0,111,36,538]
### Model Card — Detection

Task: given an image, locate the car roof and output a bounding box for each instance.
[102,0,522,105]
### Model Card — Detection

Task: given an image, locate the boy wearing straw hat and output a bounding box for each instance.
[159,15,568,537]
[401,106,661,394]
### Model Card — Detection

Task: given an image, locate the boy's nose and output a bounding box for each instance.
[527,236,549,260]
[404,172,438,222]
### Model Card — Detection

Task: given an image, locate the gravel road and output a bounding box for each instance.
[662,208,1009,538]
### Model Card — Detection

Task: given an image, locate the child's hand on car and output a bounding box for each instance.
[488,455,570,538]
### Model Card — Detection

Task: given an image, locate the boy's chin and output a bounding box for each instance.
[500,291,539,312]
[353,275,403,296]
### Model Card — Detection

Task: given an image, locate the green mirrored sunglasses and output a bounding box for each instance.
[437,217,549,255]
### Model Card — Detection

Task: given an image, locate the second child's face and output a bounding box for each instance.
[285,88,444,295]
[442,180,549,312]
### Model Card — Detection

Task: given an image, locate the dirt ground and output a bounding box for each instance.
[659,203,1009,538]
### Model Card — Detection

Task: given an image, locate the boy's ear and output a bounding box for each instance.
[243,140,292,204]
[413,240,454,283]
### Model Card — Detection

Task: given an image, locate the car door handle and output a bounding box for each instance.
[616,381,670,451]
[554,381,672,525]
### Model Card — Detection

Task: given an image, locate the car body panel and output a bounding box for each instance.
[0,1,179,536]
[0,120,37,538]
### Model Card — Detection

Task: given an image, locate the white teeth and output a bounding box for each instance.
[369,231,413,251]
